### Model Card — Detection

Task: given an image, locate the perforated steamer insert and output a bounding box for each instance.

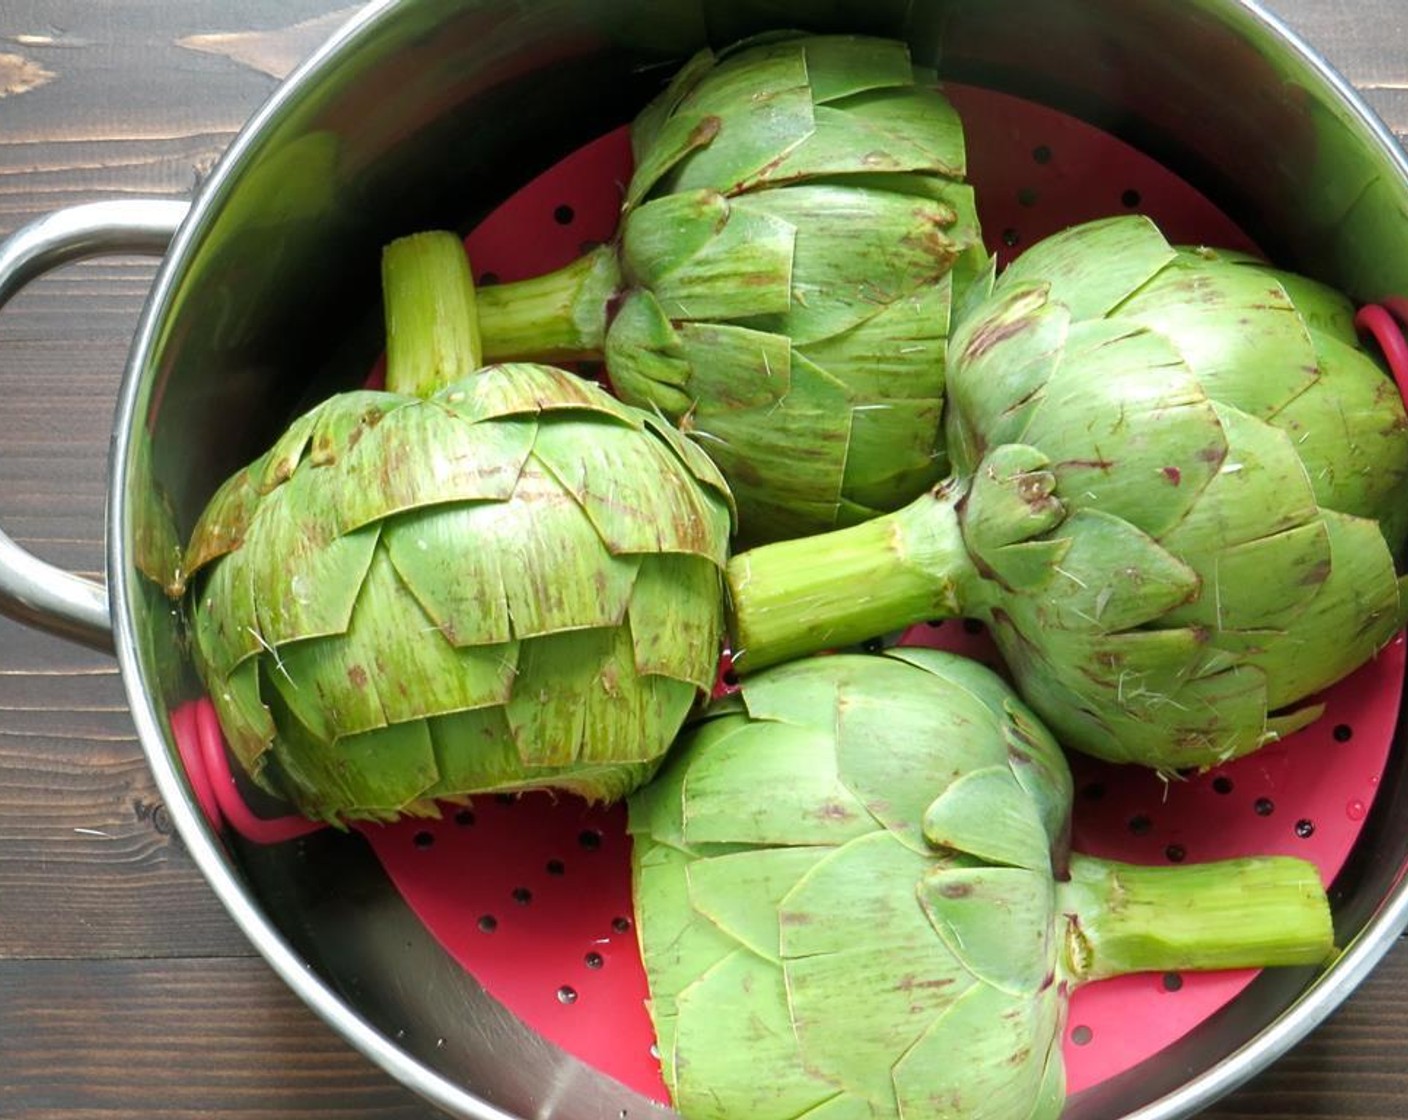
[169,84,1408,1105]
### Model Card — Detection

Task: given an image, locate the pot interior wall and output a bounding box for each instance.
[121,1,1408,1117]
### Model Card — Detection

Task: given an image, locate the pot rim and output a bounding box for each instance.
[103,3,1408,1119]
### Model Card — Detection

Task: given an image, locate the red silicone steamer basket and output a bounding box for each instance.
[172,83,1408,1111]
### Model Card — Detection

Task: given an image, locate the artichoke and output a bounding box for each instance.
[728,215,1408,770]
[471,33,987,546]
[177,232,734,824]
[629,648,1334,1120]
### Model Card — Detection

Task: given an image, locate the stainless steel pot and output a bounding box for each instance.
[1,1,1405,1117]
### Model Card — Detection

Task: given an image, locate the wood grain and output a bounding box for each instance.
[0,957,434,1118]
[0,0,1401,1118]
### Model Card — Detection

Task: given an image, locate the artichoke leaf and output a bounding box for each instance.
[245,475,381,648]
[639,410,737,530]
[795,1093,886,1120]
[1021,320,1222,537]
[1163,518,1331,632]
[1245,508,1404,708]
[331,403,537,535]
[206,656,276,779]
[1033,509,1201,634]
[645,45,815,202]
[531,411,733,559]
[183,464,263,580]
[922,768,1054,874]
[305,389,407,467]
[190,536,263,677]
[383,465,641,643]
[840,396,947,509]
[997,213,1177,321]
[438,361,647,427]
[740,184,973,344]
[604,290,696,412]
[944,282,1069,464]
[628,45,721,198]
[505,623,697,769]
[628,552,725,688]
[1157,401,1321,559]
[918,864,1054,994]
[773,84,965,183]
[629,712,752,853]
[960,443,1064,555]
[833,659,1013,853]
[267,547,519,741]
[679,719,875,847]
[621,189,795,322]
[687,846,834,963]
[263,694,440,824]
[798,268,954,400]
[893,981,1063,1120]
[781,832,973,1104]
[1271,332,1408,542]
[632,839,740,1087]
[1120,256,1320,419]
[255,405,319,493]
[672,949,840,1120]
[793,35,917,103]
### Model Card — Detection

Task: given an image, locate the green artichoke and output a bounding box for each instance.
[178,232,734,824]
[728,215,1408,770]
[629,648,1334,1120]
[471,33,987,546]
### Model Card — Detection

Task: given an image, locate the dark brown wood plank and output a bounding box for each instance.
[0,956,441,1118]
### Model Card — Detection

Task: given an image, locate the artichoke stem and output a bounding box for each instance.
[475,244,622,362]
[1058,852,1336,984]
[382,231,483,398]
[727,482,975,674]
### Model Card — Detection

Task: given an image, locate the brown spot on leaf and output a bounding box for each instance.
[1299,558,1331,586]
[689,115,722,149]
[0,53,53,98]
[347,665,369,689]
[938,881,973,899]
[1162,466,1182,485]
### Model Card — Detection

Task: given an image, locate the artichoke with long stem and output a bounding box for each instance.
[728,215,1408,770]
[470,33,987,546]
[177,232,734,824]
[629,648,1335,1120]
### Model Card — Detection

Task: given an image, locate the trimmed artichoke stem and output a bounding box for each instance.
[382,231,484,398]
[474,244,622,363]
[727,480,975,672]
[1059,853,1336,983]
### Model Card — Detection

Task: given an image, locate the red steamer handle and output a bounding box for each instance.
[1356,299,1408,405]
[174,699,326,844]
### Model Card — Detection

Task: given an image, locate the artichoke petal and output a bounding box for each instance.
[1021,320,1222,537]
[781,832,973,1105]
[531,409,732,559]
[918,864,1055,995]
[687,846,832,963]
[893,981,1064,1120]
[1121,255,1320,419]
[628,552,727,688]
[679,719,874,847]
[504,623,696,770]
[672,949,840,1119]
[922,768,1054,874]
[622,189,795,321]
[996,213,1176,320]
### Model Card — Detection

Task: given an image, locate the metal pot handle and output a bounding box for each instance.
[0,199,190,652]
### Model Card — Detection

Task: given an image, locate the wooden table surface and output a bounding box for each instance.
[0,2,1405,1117]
